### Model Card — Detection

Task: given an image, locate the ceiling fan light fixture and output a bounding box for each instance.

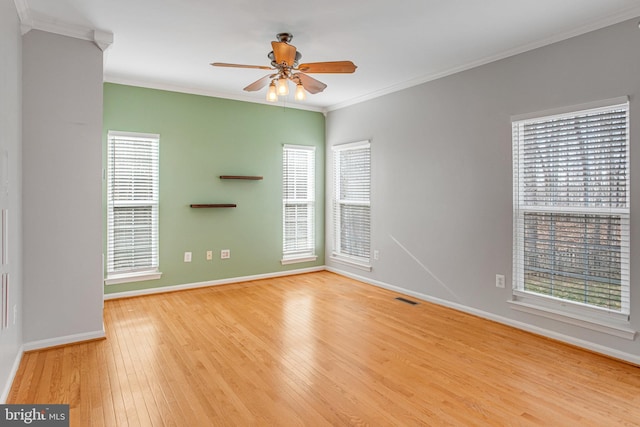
[294,83,306,101]
[212,33,357,103]
[267,81,278,102]
[277,77,289,96]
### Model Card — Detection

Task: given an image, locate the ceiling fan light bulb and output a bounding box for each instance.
[267,82,278,102]
[277,78,289,96]
[295,84,306,101]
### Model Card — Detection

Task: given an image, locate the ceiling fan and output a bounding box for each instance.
[211,33,357,102]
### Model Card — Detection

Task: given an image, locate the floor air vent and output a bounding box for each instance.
[395,297,418,305]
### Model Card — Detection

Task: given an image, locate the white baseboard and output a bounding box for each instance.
[326,266,640,366]
[1,345,24,403]
[104,266,326,300]
[103,264,639,365]
[23,329,106,352]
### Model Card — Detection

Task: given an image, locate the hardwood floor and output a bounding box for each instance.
[8,271,640,426]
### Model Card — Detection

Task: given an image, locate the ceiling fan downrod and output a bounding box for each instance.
[276,32,293,43]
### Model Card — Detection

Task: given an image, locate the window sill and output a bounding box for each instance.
[508,300,636,340]
[105,271,163,286]
[329,255,372,272]
[281,255,318,265]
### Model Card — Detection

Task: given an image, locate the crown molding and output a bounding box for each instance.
[104,75,326,113]
[13,1,113,51]
[327,5,640,112]
[93,29,114,51]
[13,0,33,34]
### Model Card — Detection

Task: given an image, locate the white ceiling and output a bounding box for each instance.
[18,0,640,112]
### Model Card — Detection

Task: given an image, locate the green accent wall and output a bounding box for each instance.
[103,83,325,294]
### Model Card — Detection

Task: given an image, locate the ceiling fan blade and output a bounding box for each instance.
[271,41,297,66]
[243,74,275,92]
[211,62,273,70]
[297,61,357,74]
[296,73,327,94]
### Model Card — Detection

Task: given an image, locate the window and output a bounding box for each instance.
[512,98,630,325]
[106,131,161,284]
[331,140,371,270]
[282,145,316,264]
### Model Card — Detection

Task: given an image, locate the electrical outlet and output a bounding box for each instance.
[373,250,380,260]
[495,274,505,288]
[13,304,16,325]
[184,252,192,262]
[221,249,230,259]
[206,250,213,260]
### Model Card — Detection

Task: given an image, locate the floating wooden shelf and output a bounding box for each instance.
[219,175,263,180]
[190,204,237,208]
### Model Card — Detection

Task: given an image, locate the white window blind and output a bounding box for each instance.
[332,141,371,266]
[282,145,315,261]
[107,131,160,278]
[512,100,630,318]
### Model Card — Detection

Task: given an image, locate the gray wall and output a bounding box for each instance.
[0,0,24,402]
[326,18,640,361]
[22,30,104,345]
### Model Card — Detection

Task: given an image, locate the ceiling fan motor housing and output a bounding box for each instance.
[268,51,302,68]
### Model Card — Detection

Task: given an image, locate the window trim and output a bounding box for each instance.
[511,98,631,331]
[511,96,629,123]
[331,140,372,269]
[281,144,317,265]
[104,271,162,286]
[507,299,636,340]
[106,131,161,284]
